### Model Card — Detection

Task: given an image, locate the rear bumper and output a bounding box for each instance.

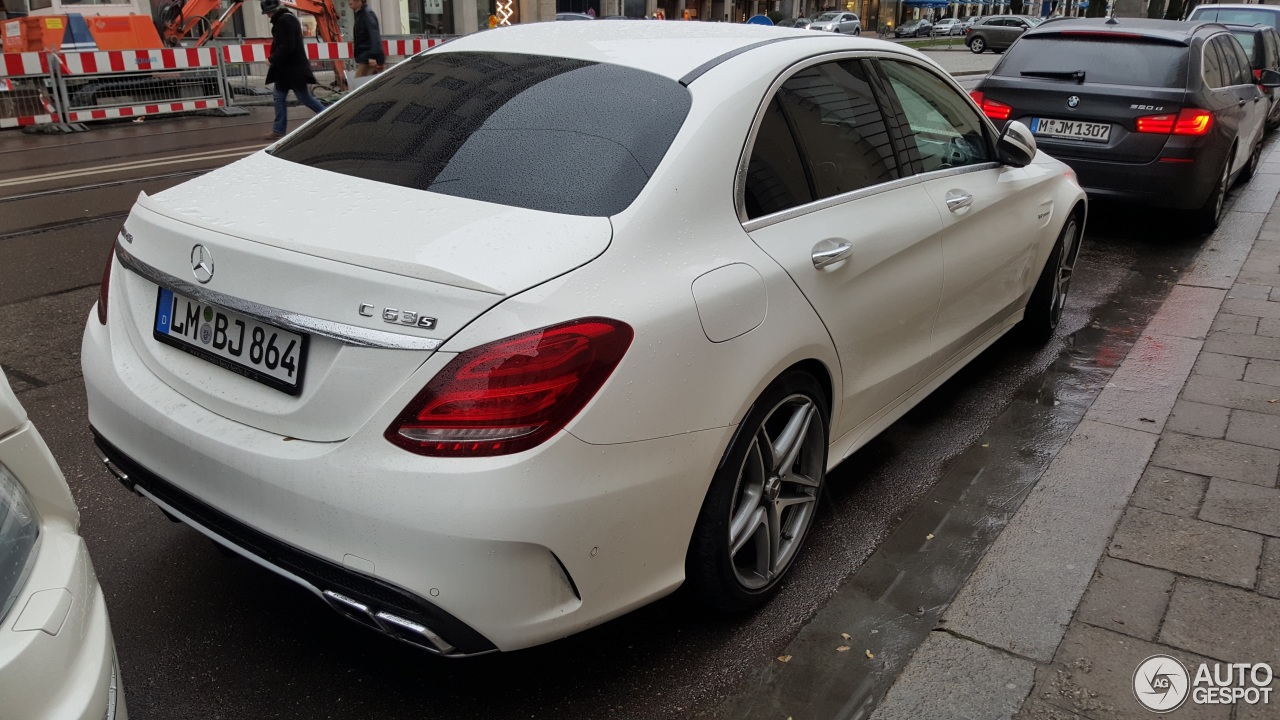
[82,310,727,653]
[1050,153,1219,210]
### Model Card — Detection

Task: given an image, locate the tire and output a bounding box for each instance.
[853,27,861,35]
[685,371,830,611]
[1240,138,1262,184]
[969,36,985,53]
[1020,212,1082,344]
[1194,152,1232,233]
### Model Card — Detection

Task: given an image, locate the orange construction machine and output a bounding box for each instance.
[157,0,344,49]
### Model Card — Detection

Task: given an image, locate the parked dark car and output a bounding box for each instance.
[1188,3,1280,31]
[972,18,1279,230]
[1225,23,1280,128]
[777,17,813,28]
[895,19,933,37]
[966,15,1041,53]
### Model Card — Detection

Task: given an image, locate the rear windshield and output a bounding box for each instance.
[270,52,692,217]
[1191,7,1280,30]
[994,37,1188,88]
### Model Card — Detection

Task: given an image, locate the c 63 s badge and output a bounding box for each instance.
[359,303,438,330]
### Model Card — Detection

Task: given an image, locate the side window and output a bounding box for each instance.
[1203,39,1226,88]
[1228,38,1255,83]
[773,60,900,200]
[1217,36,1246,85]
[1265,32,1278,69]
[878,59,993,174]
[743,98,814,220]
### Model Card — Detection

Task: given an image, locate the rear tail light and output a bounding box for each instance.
[1136,108,1213,136]
[97,240,116,325]
[969,91,1012,121]
[1255,68,1264,81]
[386,318,634,457]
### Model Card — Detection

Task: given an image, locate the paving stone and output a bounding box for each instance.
[1226,409,1280,451]
[1211,313,1260,334]
[1193,352,1247,380]
[1272,286,1280,301]
[1109,507,1263,588]
[1259,537,1280,599]
[1165,400,1229,439]
[1184,212,1266,290]
[1230,284,1275,300]
[1182,375,1280,418]
[1030,623,1229,720]
[1142,286,1226,340]
[1149,432,1280,486]
[870,632,1034,720]
[1237,697,1280,720]
[1076,557,1174,642]
[1259,318,1280,338]
[1244,358,1280,386]
[1084,335,1202,434]
[1203,331,1280,362]
[1131,467,1208,519]
[1220,298,1280,319]
[1199,479,1280,537]
[1237,270,1280,287]
[1160,578,1280,663]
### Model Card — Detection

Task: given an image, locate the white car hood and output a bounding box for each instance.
[145,151,613,297]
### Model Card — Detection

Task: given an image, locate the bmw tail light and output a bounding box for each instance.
[1136,108,1213,136]
[969,91,1012,121]
[386,318,634,457]
[97,240,116,325]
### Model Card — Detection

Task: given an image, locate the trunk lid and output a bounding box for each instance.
[113,153,612,442]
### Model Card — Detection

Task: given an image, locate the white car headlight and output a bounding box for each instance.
[0,462,40,625]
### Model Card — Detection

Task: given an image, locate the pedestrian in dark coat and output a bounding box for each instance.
[349,0,385,77]
[262,0,326,138]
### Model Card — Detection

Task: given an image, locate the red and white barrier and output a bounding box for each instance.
[58,47,220,75]
[65,98,224,123]
[0,52,60,128]
[1,52,49,78]
[383,38,444,56]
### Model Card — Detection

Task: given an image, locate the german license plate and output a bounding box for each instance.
[1031,117,1111,142]
[153,288,307,395]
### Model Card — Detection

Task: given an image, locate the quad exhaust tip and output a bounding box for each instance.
[322,590,457,655]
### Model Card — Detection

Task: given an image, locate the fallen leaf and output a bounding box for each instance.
[777,655,792,663]
[1269,399,1279,404]
[836,646,850,652]
[926,533,935,540]
[870,629,879,634]
[865,649,876,659]
[981,443,990,448]
[840,632,852,641]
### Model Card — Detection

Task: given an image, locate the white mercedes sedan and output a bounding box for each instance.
[81,22,1085,655]
[1,372,126,718]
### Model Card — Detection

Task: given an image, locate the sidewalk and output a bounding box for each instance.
[871,149,1280,719]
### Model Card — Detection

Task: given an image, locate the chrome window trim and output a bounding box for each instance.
[736,49,1002,231]
[115,243,444,351]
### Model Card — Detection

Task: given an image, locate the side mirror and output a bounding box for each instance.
[1260,68,1280,88]
[997,120,1037,167]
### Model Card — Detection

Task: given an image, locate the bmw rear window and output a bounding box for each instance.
[270,51,692,217]
[994,37,1189,88]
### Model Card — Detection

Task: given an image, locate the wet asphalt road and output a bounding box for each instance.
[0,109,1229,719]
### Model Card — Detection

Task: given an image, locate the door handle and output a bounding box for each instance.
[945,190,974,213]
[1239,99,1248,107]
[811,239,854,269]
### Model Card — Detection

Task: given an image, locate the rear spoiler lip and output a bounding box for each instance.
[1025,30,1193,47]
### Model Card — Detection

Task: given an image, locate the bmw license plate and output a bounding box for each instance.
[153,287,308,395]
[1031,118,1111,143]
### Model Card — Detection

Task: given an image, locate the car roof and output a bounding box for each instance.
[434,22,883,81]
[1191,3,1280,10]
[1022,17,1228,44]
